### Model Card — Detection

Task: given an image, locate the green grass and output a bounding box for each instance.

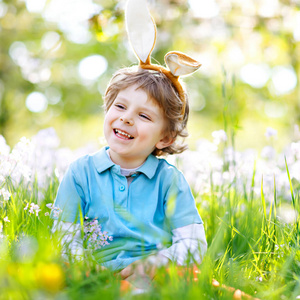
[0,164,299,300]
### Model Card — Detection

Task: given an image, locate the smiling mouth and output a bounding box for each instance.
[114,129,134,139]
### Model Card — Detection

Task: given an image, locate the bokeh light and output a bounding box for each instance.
[188,0,219,19]
[264,102,288,118]
[42,0,100,44]
[41,31,61,51]
[45,87,62,105]
[270,66,297,95]
[9,41,29,67]
[258,0,280,18]
[2,0,300,152]
[26,92,48,113]
[9,41,52,84]
[293,12,300,41]
[0,2,8,18]
[240,63,271,88]
[24,0,47,13]
[78,55,108,83]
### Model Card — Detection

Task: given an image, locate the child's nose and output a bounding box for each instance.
[120,115,134,126]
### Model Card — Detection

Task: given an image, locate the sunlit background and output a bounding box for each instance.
[0,0,299,151]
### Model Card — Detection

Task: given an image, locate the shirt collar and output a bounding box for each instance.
[92,147,159,179]
[92,147,115,173]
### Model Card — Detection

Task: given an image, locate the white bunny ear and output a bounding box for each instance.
[125,0,156,64]
[165,51,201,77]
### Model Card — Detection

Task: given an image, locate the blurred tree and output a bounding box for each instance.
[0,0,299,149]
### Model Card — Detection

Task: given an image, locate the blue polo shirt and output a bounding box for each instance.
[53,147,202,271]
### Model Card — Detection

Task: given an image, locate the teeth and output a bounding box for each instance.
[115,129,133,139]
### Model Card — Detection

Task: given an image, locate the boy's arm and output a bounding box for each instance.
[119,223,207,287]
[161,168,207,265]
[157,223,207,265]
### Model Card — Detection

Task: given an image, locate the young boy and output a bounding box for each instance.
[52,66,207,287]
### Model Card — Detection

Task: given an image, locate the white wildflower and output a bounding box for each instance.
[294,124,300,140]
[0,135,10,155]
[291,142,300,160]
[196,139,218,153]
[46,203,62,218]
[212,130,227,145]
[3,216,10,223]
[277,205,297,224]
[46,203,55,210]
[32,127,60,149]
[0,188,11,201]
[261,146,276,160]
[84,218,113,250]
[53,208,62,218]
[24,203,41,216]
[0,222,3,239]
[265,127,277,139]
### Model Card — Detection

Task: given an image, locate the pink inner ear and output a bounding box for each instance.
[165,52,201,77]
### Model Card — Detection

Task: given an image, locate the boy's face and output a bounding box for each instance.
[104,84,173,168]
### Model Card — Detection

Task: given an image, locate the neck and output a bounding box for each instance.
[107,150,146,169]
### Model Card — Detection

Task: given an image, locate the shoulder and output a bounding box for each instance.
[68,149,106,176]
[69,153,95,170]
[155,157,185,183]
[156,157,181,174]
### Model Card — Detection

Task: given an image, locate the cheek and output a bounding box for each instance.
[103,115,108,129]
[104,110,115,125]
[140,124,162,140]
[103,114,112,135]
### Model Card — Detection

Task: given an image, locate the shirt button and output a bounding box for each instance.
[119,185,125,191]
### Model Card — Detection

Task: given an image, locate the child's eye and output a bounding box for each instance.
[115,104,125,109]
[140,114,151,121]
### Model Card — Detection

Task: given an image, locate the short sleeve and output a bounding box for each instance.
[52,163,86,223]
[164,170,202,229]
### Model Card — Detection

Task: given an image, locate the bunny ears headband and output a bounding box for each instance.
[125,0,201,116]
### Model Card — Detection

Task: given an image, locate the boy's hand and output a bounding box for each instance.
[119,257,158,290]
[119,256,157,280]
[119,254,170,289]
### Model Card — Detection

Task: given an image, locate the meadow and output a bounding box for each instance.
[1,0,300,298]
[0,126,300,300]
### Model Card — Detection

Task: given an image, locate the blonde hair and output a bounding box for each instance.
[103,66,189,156]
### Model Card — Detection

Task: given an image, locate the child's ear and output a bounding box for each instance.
[155,134,175,150]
